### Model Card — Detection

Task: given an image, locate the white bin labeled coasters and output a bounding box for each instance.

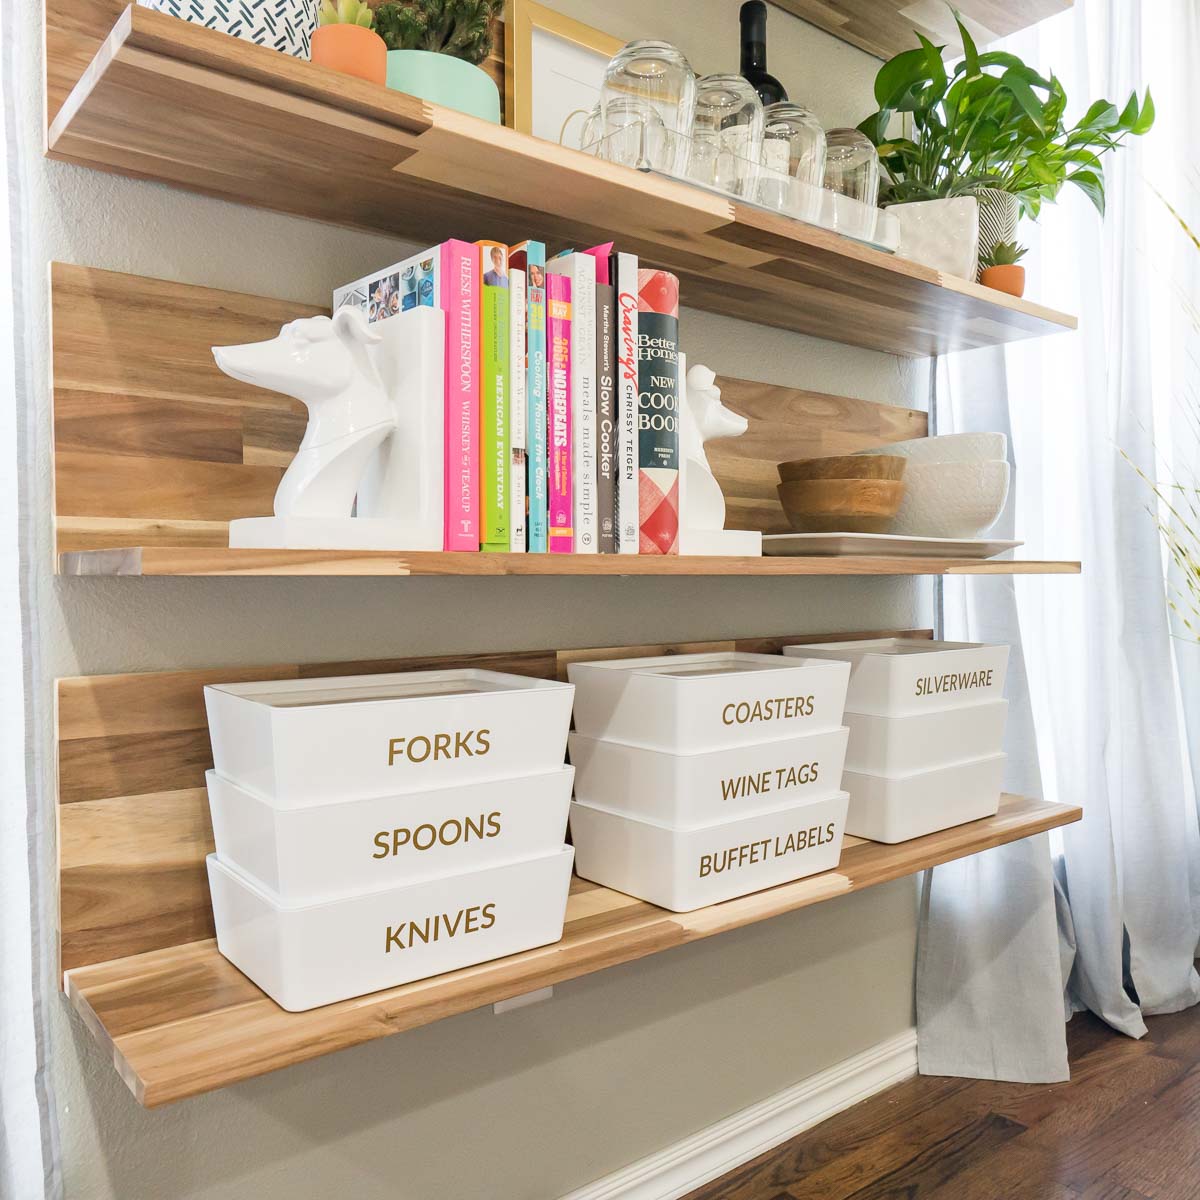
[843,700,1008,775]
[842,752,1005,843]
[205,669,574,804]
[207,765,573,903]
[207,845,574,1011]
[568,652,849,753]
[786,639,1009,716]
[569,792,848,912]
[568,727,849,828]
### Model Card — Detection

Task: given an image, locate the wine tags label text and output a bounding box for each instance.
[720,761,820,801]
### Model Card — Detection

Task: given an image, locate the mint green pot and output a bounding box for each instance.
[386,50,500,123]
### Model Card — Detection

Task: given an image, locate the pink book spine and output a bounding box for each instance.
[441,240,481,551]
[547,274,573,554]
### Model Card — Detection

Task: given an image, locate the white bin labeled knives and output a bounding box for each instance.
[204,669,574,804]
[569,792,848,912]
[843,701,1008,775]
[207,845,575,1011]
[785,639,1008,716]
[207,766,573,903]
[568,652,850,753]
[569,727,849,828]
[842,753,1005,843]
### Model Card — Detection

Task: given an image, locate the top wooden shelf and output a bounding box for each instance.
[47,7,1076,359]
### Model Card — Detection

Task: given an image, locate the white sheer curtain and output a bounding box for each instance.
[0,0,58,1192]
[918,0,1200,1076]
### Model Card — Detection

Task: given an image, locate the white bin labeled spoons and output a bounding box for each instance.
[207,844,575,1011]
[205,669,574,804]
[843,700,1008,775]
[206,765,573,903]
[569,792,848,912]
[841,752,1005,843]
[568,652,850,753]
[569,726,849,828]
[785,639,1008,716]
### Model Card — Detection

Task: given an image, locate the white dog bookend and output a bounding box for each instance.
[678,359,763,557]
[212,305,444,551]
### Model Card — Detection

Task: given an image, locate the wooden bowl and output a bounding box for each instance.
[777,479,905,533]
[778,454,906,483]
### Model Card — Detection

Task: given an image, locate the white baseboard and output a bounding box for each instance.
[559,1029,918,1200]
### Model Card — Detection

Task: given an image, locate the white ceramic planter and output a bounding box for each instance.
[205,669,574,804]
[207,765,573,903]
[570,792,848,912]
[568,652,850,753]
[137,0,318,58]
[891,196,979,280]
[841,753,1005,843]
[568,727,848,828]
[785,639,1009,716]
[843,701,1008,775]
[207,845,575,1011]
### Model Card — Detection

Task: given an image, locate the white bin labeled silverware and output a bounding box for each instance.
[785,639,1009,716]
[206,765,573,904]
[206,845,575,1011]
[841,753,1005,843]
[568,652,850,753]
[568,727,848,828]
[843,700,1008,775]
[204,669,574,804]
[569,792,848,912]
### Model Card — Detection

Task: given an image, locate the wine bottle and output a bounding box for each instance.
[740,1,788,107]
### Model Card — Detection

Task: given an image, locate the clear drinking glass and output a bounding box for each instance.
[601,40,697,172]
[690,74,764,197]
[822,127,880,207]
[759,101,826,214]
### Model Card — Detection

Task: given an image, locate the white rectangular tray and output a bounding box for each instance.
[843,701,1008,775]
[568,652,850,753]
[207,845,575,1011]
[762,533,1022,558]
[207,766,573,903]
[568,727,848,829]
[204,668,574,804]
[785,638,1009,717]
[569,792,848,912]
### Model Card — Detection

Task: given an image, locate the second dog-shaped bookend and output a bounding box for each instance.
[213,306,444,550]
[678,360,763,557]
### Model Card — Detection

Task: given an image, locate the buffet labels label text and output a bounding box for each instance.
[699,821,837,877]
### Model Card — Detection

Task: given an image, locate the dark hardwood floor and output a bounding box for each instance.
[685,1008,1200,1200]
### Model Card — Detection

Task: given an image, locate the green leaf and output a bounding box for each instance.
[955,9,981,80]
[874,45,937,109]
[1000,68,1047,131]
[1078,99,1119,130]
[1068,168,1106,215]
[1132,89,1155,134]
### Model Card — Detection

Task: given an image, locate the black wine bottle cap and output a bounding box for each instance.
[741,0,768,36]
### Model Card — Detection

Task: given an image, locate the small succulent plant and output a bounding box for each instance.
[373,0,504,65]
[319,0,375,27]
[980,240,1028,269]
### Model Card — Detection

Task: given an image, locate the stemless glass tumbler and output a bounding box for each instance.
[822,127,880,206]
[690,73,764,196]
[760,101,826,213]
[601,40,697,172]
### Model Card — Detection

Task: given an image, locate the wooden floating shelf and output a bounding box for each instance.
[65,795,1081,1107]
[46,7,1076,358]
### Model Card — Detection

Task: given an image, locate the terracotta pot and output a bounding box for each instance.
[310,24,387,85]
[980,264,1026,298]
[778,454,906,484]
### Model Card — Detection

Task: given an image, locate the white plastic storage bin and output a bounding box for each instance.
[568,652,850,753]
[207,845,575,1011]
[843,701,1008,775]
[206,765,573,903]
[205,669,574,804]
[569,792,848,912]
[568,727,848,828]
[841,753,1005,843]
[785,639,1009,716]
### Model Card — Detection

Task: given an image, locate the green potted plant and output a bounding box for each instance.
[311,0,387,85]
[859,11,1153,279]
[978,240,1027,297]
[374,0,503,123]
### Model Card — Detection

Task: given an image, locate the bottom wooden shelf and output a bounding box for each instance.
[66,794,1079,1107]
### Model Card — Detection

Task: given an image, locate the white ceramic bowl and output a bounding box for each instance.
[857,433,1007,464]
[889,460,1010,538]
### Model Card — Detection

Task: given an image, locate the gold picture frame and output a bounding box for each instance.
[504,1,624,137]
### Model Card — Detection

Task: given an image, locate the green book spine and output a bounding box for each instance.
[478,242,511,551]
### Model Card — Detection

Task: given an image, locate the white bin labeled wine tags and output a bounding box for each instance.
[569,792,848,912]
[568,727,849,828]
[843,700,1008,775]
[206,766,573,903]
[568,652,850,754]
[204,669,574,804]
[206,845,575,1011]
[785,639,1009,717]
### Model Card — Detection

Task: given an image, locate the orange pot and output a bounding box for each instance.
[980,264,1026,298]
[310,24,387,85]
